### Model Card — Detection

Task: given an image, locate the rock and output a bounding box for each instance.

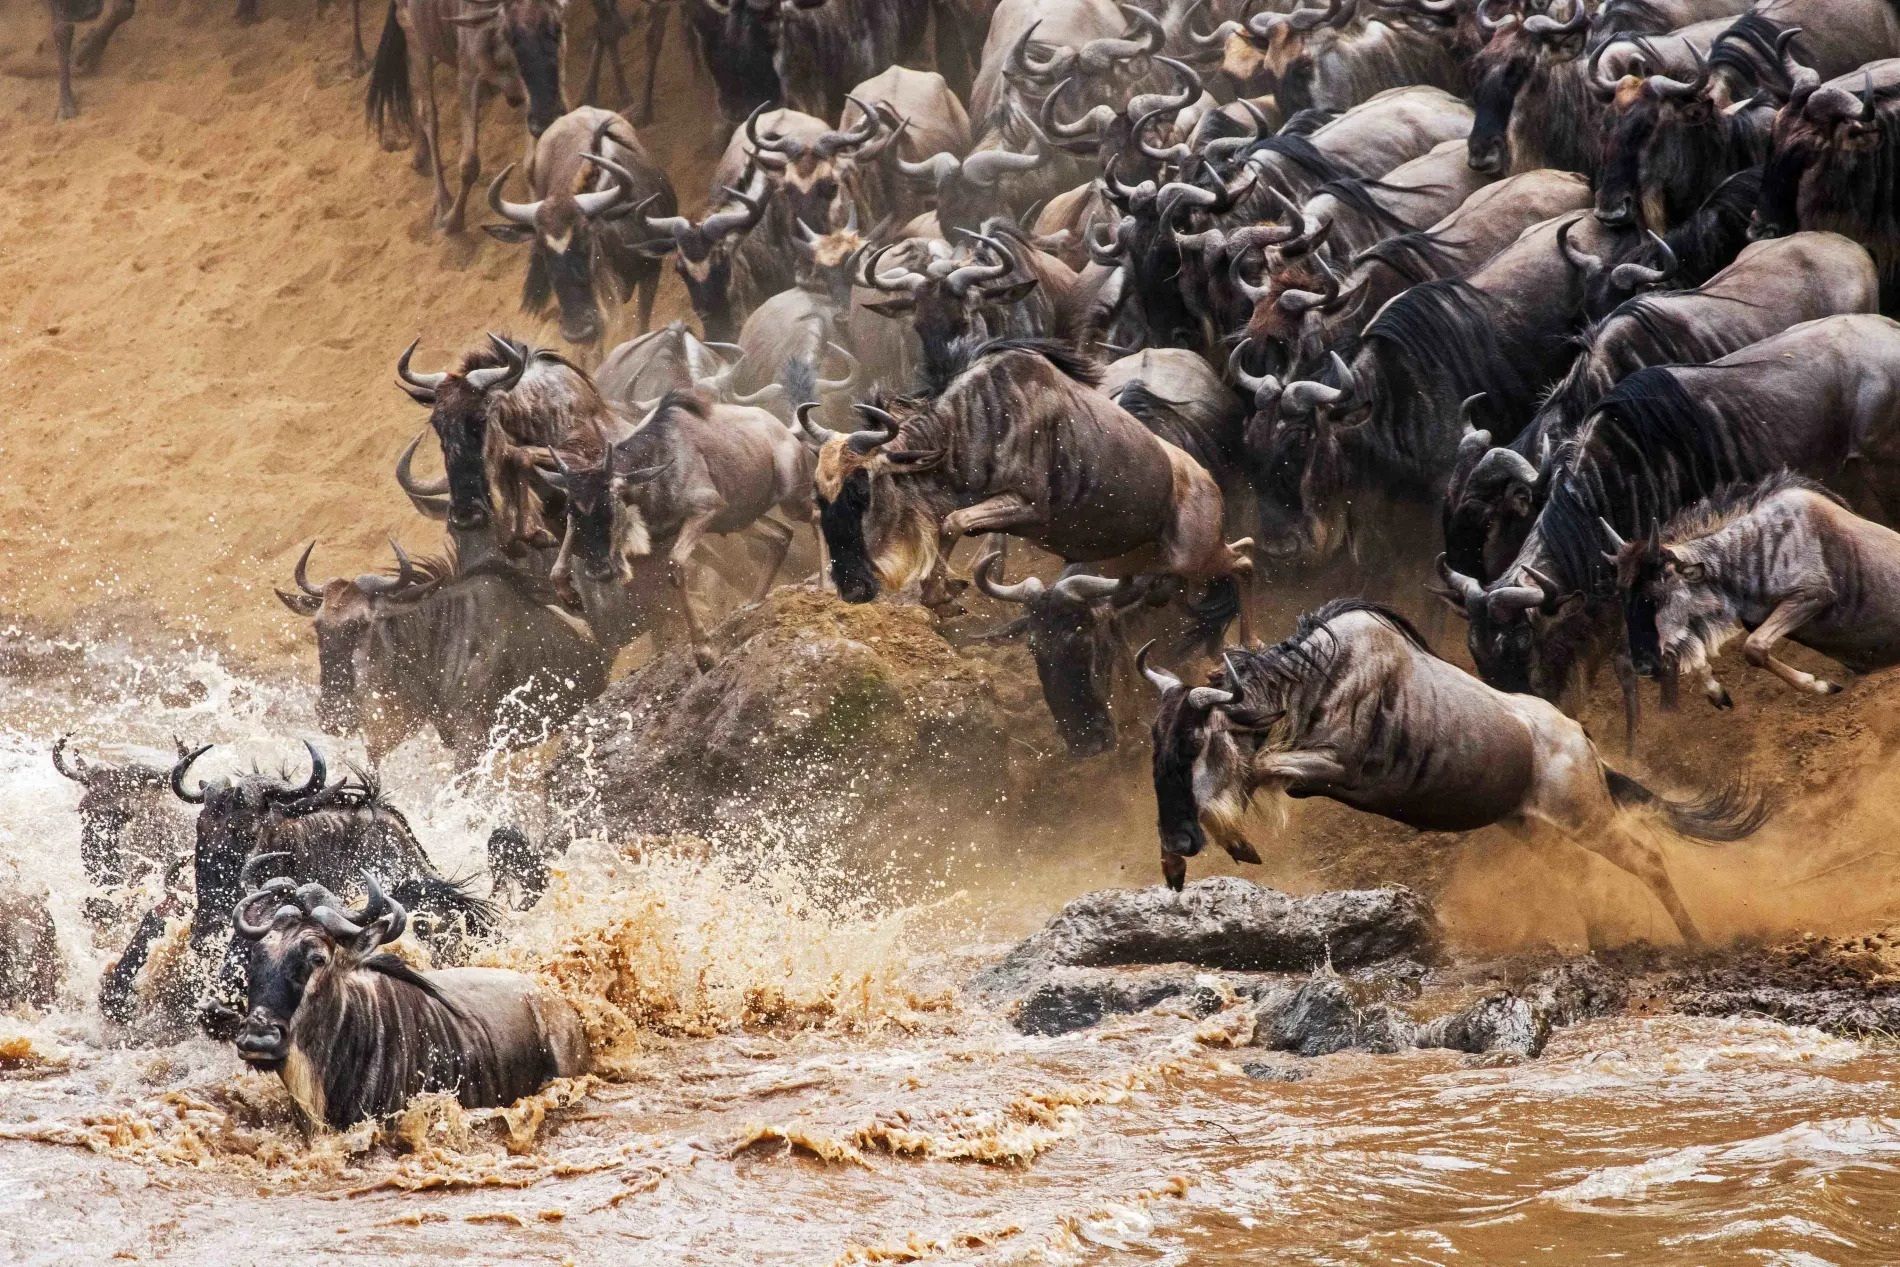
[560,589,1015,844]
[1242,1061,1310,1082]
[1672,987,1900,1038]
[1011,970,1201,1037]
[977,877,1439,994]
[1252,975,1415,1056]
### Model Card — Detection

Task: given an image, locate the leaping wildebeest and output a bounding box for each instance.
[484,109,678,344]
[1144,599,1765,945]
[1609,473,1900,707]
[367,0,570,232]
[229,872,588,1128]
[801,337,1252,616]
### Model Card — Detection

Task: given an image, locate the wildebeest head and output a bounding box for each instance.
[170,742,327,943]
[746,99,895,231]
[393,334,532,531]
[973,554,1128,757]
[458,0,569,137]
[796,401,941,604]
[790,200,876,305]
[1603,516,1681,679]
[1752,68,1885,240]
[896,141,1048,236]
[1253,351,1369,564]
[1555,218,1678,318]
[275,541,440,736]
[540,438,667,584]
[1039,55,1203,169]
[856,232,1040,385]
[53,735,190,890]
[638,178,767,343]
[1466,0,1590,174]
[1142,644,1264,890]
[484,141,640,344]
[1440,400,1539,580]
[1220,0,1350,103]
[1430,555,1574,695]
[229,870,406,1071]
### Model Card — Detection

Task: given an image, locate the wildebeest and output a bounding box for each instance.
[549,388,816,667]
[1445,231,1881,581]
[52,735,196,898]
[1217,0,1465,114]
[396,334,627,551]
[684,0,780,123]
[1438,313,1900,707]
[47,0,137,120]
[483,108,677,344]
[229,873,588,1128]
[773,0,932,120]
[367,0,569,232]
[1145,599,1765,944]
[275,542,611,762]
[1753,59,1900,309]
[803,338,1251,614]
[0,882,60,1012]
[1609,473,1900,705]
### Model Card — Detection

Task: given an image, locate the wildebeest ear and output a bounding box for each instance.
[863,297,916,318]
[482,222,536,244]
[986,277,1041,305]
[274,588,322,617]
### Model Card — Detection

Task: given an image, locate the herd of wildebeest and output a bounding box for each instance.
[19,0,1900,1132]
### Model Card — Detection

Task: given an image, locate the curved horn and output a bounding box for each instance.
[961,143,1044,190]
[973,551,1045,604]
[1476,0,1514,35]
[1644,40,1709,100]
[896,151,961,187]
[1609,230,1678,292]
[1077,3,1166,69]
[51,734,92,785]
[395,337,446,403]
[702,184,767,241]
[1556,219,1605,278]
[171,744,213,804]
[271,740,327,802]
[1522,0,1587,40]
[1228,340,1283,410]
[396,431,451,502]
[466,333,528,393]
[1137,640,1183,694]
[1587,37,1632,101]
[793,402,839,447]
[847,403,900,453]
[1050,572,1125,606]
[1436,554,1486,605]
[233,886,293,940]
[1127,57,1203,123]
[820,95,882,152]
[1040,76,1116,146]
[575,152,637,218]
[945,231,1015,296]
[486,162,542,225]
[859,241,930,293]
[1281,377,1344,414]
[815,342,861,395]
[241,851,296,891]
[293,540,323,597]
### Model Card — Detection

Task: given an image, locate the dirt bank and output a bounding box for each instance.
[0,0,715,661]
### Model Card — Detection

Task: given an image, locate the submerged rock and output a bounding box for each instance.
[561,588,1015,843]
[978,877,1439,995]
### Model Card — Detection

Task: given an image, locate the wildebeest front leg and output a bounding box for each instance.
[747,515,798,604]
[1254,751,1350,793]
[1743,593,1843,696]
[348,0,367,75]
[71,0,135,76]
[634,0,667,123]
[668,510,721,669]
[442,69,485,232]
[939,494,1042,554]
[53,13,78,121]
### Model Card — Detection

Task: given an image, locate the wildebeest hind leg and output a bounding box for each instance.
[1743,594,1842,696]
[72,0,135,76]
[53,17,78,120]
[1563,821,1702,947]
[348,0,367,75]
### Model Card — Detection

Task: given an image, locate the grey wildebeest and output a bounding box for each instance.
[1445,230,1881,582]
[229,873,588,1129]
[396,334,626,553]
[52,735,195,900]
[1609,473,1900,706]
[483,108,678,344]
[275,542,611,762]
[548,387,817,667]
[1438,314,1900,711]
[367,0,569,232]
[47,0,137,121]
[803,338,1251,617]
[1144,599,1765,944]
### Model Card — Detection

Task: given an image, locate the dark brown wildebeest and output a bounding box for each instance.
[1609,473,1900,707]
[275,542,612,762]
[802,337,1251,617]
[1145,599,1765,944]
[47,0,137,121]
[229,873,588,1129]
[53,735,196,897]
[548,388,816,666]
[0,883,60,1012]
[395,334,628,552]
[484,109,677,344]
[366,0,570,232]
[581,0,672,124]
[1445,231,1880,583]
[772,0,932,121]
[1217,0,1464,113]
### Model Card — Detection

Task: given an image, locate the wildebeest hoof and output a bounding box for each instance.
[692,645,716,672]
[1817,679,1843,695]
[1161,853,1187,891]
[1709,686,1734,710]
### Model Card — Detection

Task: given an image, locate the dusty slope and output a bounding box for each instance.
[0,0,716,659]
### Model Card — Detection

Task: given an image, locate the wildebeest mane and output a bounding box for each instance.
[1540,364,1774,592]
[1241,133,1361,189]
[1312,173,1433,238]
[1660,469,1844,543]
[1360,279,1538,449]
[1354,226,1461,287]
[1231,597,1431,695]
[956,336,1103,387]
[1709,14,1796,92]
[1114,381,1240,477]
[1664,167,1762,287]
[1277,108,1336,138]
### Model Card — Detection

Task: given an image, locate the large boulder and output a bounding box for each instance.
[561,589,1017,845]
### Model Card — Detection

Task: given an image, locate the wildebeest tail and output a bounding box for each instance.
[1604,767,1767,842]
[366,0,413,145]
[391,872,500,938]
[1173,575,1241,659]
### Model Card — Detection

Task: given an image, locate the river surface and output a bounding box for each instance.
[2,627,1897,1266]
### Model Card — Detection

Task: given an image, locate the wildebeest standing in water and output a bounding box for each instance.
[52,735,197,928]
[47,0,136,120]
[367,0,570,232]
[1145,600,1765,945]
[484,109,678,344]
[1608,474,1900,707]
[275,541,611,763]
[229,874,588,1129]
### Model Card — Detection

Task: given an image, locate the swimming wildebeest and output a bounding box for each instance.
[1608,473,1900,707]
[803,338,1252,616]
[1144,600,1766,945]
[52,735,195,899]
[276,541,611,763]
[229,872,588,1128]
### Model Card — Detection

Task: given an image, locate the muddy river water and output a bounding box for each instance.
[2,630,1896,1266]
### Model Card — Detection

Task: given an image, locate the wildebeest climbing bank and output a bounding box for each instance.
[4,0,1900,1261]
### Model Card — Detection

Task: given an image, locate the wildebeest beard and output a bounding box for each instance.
[819,468,878,602]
